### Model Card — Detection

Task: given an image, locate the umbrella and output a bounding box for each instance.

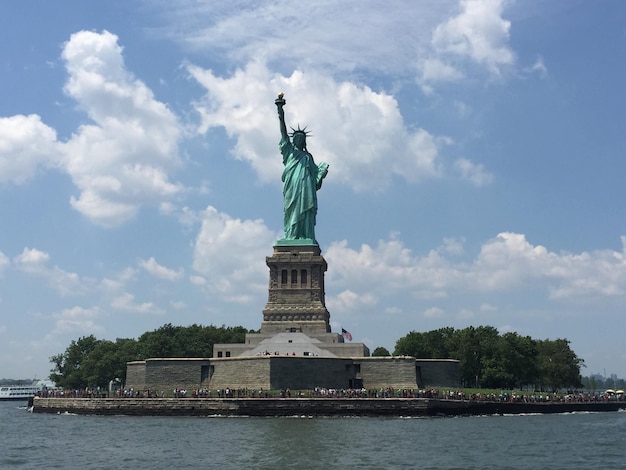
[616,390,624,394]
[605,389,615,394]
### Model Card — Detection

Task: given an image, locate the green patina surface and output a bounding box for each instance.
[275,93,328,245]
[276,238,318,246]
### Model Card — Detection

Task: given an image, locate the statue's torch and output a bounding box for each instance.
[275,92,286,107]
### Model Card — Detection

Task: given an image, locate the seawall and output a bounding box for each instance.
[31,397,626,417]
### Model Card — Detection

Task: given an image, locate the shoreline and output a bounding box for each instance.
[30,397,626,417]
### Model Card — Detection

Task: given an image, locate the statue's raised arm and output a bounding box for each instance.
[274,93,329,246]
[276,92,289,142]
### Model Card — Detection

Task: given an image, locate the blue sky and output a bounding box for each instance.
[1,0,625,381]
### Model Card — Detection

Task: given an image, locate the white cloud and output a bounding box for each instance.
[432,0,514,72]
[111,292,162,314]
[453,101,471,118]
[480,303,498,312]
[469,233,626,297]
[164,205,202,228]
[14,247,50,268]
[439,237,465,256]
[192,205,277,302]
[139,257,184,281]
[458,308,475,319]
[326,239,457,300]
[384,306,403,316]
[52,306,103,334]
[101,267,137,294]
[327,289,378,313]
[526,55,548,78]
[0,114,61,184]
[0,251,8,273]
[189,275,207,286]
[189,62,443,192]
[99,267,165,315]
[162,1,522,101]
[60,30,183,226]
[170,300,187,310]
[325,233,626,316]
[419,0,515,88]
[454,157,494,187]
[419,58,464,91]
[14,247,89,296]
[424,307,446,318]
[169,1,453,76]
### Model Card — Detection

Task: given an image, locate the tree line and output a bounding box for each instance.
[391,326,584,391]
[50,323,584,391]
[49,323,250,389]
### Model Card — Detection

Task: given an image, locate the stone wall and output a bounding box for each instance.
[209,357,271,390]
[320,343,371,357]
[416,359,461,387]
[125,356,461,392]
[269,356,354,389]
[126,361,146,390]
[144,358,209,391]
[359,357,419,389]
[208,356,355,390]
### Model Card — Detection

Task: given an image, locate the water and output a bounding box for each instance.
[1,401,625,469]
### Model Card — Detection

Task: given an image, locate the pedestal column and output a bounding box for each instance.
[261,244,331,334]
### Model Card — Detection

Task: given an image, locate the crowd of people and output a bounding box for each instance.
[36,388,105,398]
[440,389,623,403]
[36,386,624,402]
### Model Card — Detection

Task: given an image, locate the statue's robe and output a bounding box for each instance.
[279,137,326,241]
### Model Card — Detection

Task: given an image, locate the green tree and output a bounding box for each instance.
[478,332,539,389]
[450,326,488,388]
[83,338,143,387]
[500,333,538,388]
[80,340,119,388]
[395,326,545,389]
[138,323,178,358]
[536,338,584,390]
[50,336,142,389]
[137,323,249,359]
[394,331,427,357]
[372,346,391,356]
[50,323,252,389]
[394,327,456,358]
[50,335,102,389]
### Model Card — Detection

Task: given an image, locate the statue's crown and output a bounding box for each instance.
[289,124,312,137]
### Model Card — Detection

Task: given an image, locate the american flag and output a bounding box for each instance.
[341,328,353,341]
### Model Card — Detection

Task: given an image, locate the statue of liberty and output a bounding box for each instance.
[275,93,329,245]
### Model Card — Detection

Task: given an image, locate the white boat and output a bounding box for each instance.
[0,383,43,400]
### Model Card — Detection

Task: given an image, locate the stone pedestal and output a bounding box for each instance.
[261,244,331,334]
